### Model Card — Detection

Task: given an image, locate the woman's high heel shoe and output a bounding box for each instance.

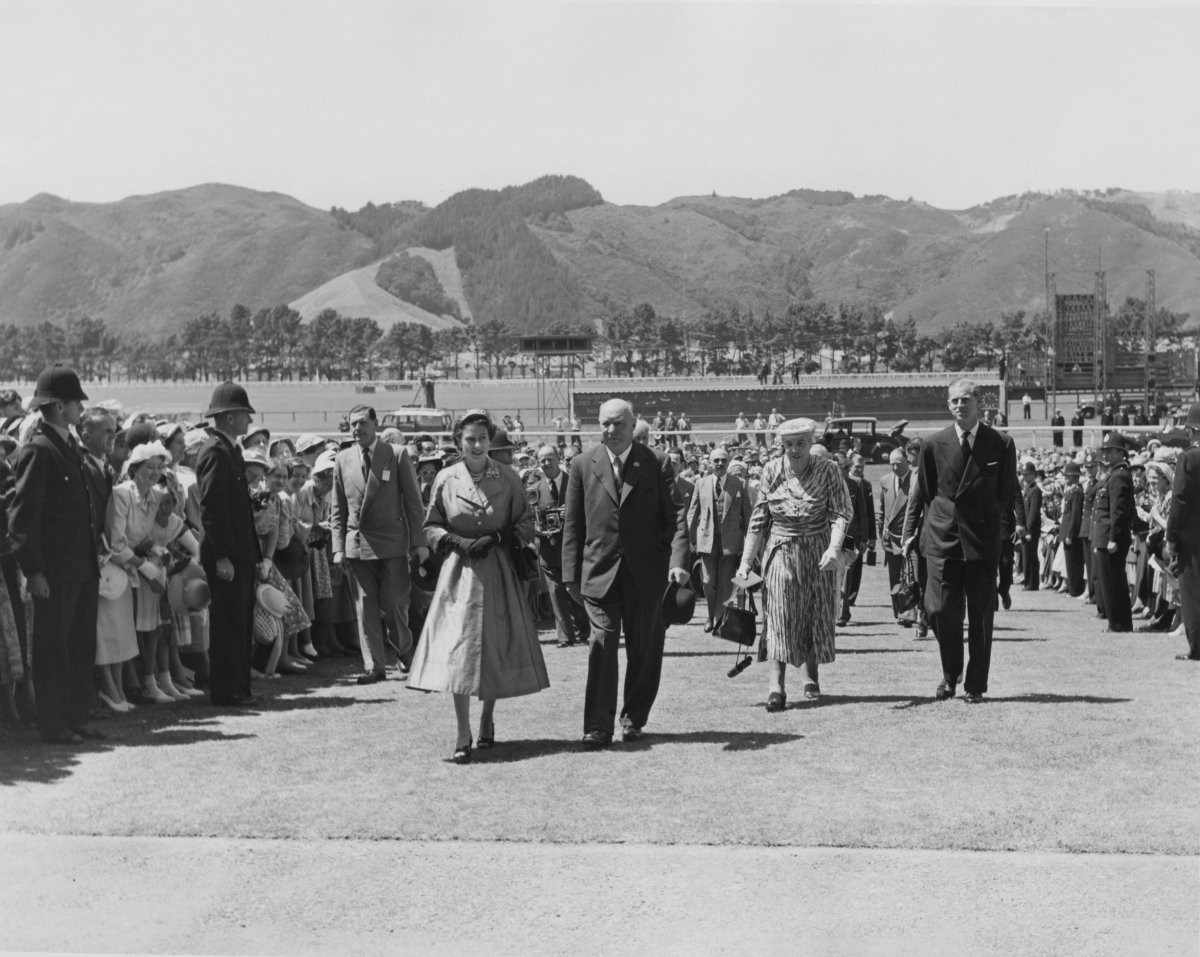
[477,723,495,749]
[453,738,473,764]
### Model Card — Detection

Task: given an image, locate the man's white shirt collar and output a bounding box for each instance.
[954,423,980,443]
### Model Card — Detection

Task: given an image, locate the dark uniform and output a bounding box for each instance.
[196,384,262,705]
[9,370,101,742]
[1020,473,1042,590]
[1092,438,1134,632]
[1082,470,1101,607]
[1058,467,1086,597]
[1166,423,1200,660]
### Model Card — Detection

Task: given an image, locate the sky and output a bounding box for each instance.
[2,0,1198,212]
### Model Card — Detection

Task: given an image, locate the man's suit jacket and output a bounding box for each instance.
[1060,484,1083,542]
[196,432,261,568]
[686,472,752,557]
[83,454,114,554]
[532,468,569,569]
[1092,464,1133,551]
[9,422,100,582]
[876,469,912,552]
[845,473,875,550]
[903,422,1018,562]
[562,441,689,599]
[332,440,426,561]
[1167,446,1200,549]
[1022,483,1043,539]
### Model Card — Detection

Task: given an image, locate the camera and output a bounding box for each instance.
[535,506,564,535]
[727,655,752,678]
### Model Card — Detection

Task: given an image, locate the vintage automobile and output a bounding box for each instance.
[820,416,912,463]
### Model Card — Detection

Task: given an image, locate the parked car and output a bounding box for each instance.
[820,416,912,463]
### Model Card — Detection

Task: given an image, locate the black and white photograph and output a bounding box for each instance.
[1,1,1197,954]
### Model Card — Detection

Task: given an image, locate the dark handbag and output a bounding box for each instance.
[273,537,309,581]
[507,534,540,583]
[716,588,757,646]
[895,551,921,612]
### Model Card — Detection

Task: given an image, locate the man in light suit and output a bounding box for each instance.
[564,399,690,748]
[903,378,1020,703]
[332,404,429,684]
[686,446,752,633]
[877,447,914,627]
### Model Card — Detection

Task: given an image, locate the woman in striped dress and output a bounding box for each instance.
[736,418,853,712]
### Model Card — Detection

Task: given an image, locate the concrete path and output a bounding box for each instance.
[3,833,1195,956]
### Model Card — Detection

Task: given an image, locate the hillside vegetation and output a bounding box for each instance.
[1,178,1197,337]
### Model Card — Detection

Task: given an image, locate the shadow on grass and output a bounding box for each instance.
[0,661,374,787]
[785,693,939,711]
[0,726,257,786]
[478,729,803,762]
[984,693,1132,705]
[838,648,924,654]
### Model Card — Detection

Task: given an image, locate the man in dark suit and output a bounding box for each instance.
[1082,454,1102,608]
[332,405,428,684]
[1071,408,1086,448]
[686,446,752,633]
[1058,462,1086,597]
[1165,402,1200,661]
[1019,462,1043,590]
[1092,433,1134,633]
[838,453,875,626]
[9,366,102,743]
[1051,411,1065,448]
[196,382,263,707]
[78,408,117,537]
[902,378,1020,703]
[534,444,590,648]
[877,448,914,626]
[564,399,690,747]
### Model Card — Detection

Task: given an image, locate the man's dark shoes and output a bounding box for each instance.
[621,726,644,742]
[581,730,612,750]
[963,692,984,704]
[556,639,576,648]
[765,691,786,712]
[916,625,929,638]
[935,680,956,701]
[1001,591,1012,610]
[836,617,849,628]
[71,727,107,740]
[356,672,387,685]
[703,620,715,634]
[1175,654,1200,661]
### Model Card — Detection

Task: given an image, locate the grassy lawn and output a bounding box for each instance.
[3,565,1196,856]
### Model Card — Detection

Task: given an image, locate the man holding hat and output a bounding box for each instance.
[1059,461,1086,597]
[1092,433,1134,632]
[196,382,263,706]
[1164,403,1200,661]
[1019,460,1043,590]
[9,365,103,743]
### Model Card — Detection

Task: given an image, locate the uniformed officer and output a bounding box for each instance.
[196,382,263,706]
[9,366,102,743]
[1091,433,1134,633]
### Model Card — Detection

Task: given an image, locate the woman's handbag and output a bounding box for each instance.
[273,537,309,581]
[716,588,757,646]
[507,535,540,583]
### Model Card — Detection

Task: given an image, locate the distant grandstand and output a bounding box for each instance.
[572,372,1003,425]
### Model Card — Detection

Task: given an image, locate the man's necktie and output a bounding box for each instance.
[549,476,560,504]
[961,433,972,465]
[614,455,624,490]
[362,446,372,480]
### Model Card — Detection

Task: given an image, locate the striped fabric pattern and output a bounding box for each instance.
[758,533,839,666]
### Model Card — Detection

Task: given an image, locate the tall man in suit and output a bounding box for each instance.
[564,399,690,747]
[877,448,914,627]
[838,453,875,626]
[332,404,428,684]
[197,382,262,707]
[686,446,752,633]
[1165,402,1200,661]
[534,444,590,648]
[1091,433,1134,633]
[903,378,1020,703]
[1019,462,1043,590]
[9,366,102,743]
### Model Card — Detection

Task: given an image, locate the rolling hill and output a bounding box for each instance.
[1,179,1196,337]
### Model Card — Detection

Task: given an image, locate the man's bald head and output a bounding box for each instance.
[632,419,651,444]
[599,399,636,455]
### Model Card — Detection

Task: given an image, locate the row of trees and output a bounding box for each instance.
[0,296,1187,385]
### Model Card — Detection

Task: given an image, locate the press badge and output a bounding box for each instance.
[381,469,391,482]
